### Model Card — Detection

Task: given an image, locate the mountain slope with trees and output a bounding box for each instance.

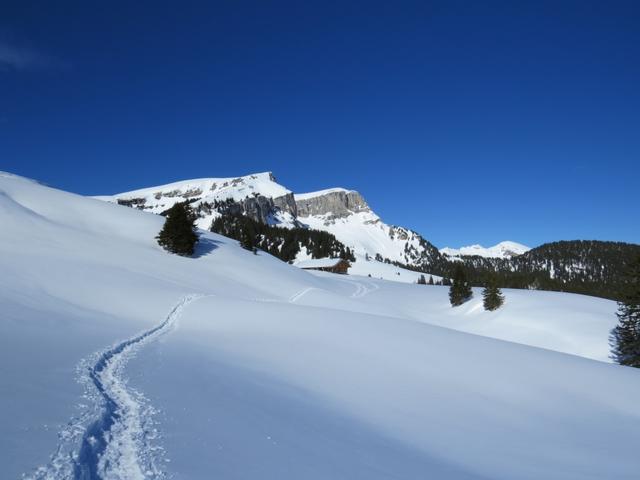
[211,213,355,263]
[441,240,640,301]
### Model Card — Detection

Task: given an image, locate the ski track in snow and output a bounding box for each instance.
[288,287,316,303]
[286,278,379,304]
[334,277,379,299]
[25,294,205,480]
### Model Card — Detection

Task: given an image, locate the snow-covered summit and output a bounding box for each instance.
[294,187,355,201]
[97,171,298,229]
[441,241,530,259]
[98,171,290,205]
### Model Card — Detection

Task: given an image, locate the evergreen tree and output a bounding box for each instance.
[239,222,258,252]
[482,275,504,311]
[610,256,640,367]
[449,265,472,306]
[417,274,427,285]
[428,275,434,285]
[156,202,198,256]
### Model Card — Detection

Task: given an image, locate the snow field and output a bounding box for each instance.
[1,172,638,479]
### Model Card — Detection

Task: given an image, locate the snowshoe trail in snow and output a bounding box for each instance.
[26,294,204,480]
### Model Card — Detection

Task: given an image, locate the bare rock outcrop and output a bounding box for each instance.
[296,191,369,219]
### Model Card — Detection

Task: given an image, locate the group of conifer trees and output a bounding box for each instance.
[449,265,504,310]
[417,264,504,311]
[210,212,355,262]
[417,274,435,285]
[155,202,355,264]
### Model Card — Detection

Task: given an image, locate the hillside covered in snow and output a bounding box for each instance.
[2,171,640,479]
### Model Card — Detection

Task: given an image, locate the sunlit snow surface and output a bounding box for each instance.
[2,172,639,479]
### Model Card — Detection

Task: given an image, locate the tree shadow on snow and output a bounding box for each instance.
[193,236,221,258]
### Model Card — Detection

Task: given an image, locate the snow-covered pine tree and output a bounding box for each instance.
[156,202,199,256]
[482,275,504,311]
[449,265,472,306]
[610,256,640,367]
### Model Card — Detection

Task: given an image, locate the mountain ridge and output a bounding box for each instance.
[96,171,640,300]
[97,171,445,269]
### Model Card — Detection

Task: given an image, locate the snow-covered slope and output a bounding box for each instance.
[302,253,444,284]
[3,171,640,479]
[294,188,441,266]
[441,240,530,259]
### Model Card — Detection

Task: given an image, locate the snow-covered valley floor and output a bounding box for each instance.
[2,172,639,479]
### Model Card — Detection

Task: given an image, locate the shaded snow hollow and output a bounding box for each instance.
[1,172,638,480]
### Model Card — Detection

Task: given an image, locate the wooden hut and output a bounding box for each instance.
[295,258,351,274]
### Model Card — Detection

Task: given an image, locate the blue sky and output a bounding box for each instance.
[1,1,638,248]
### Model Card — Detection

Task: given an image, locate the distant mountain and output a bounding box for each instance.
[441,241,530,259]
[98,172,444,270]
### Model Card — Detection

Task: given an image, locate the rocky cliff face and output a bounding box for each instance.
[223,193,299,225]
[292,188,445,269]
[295,190,369,219]
[273,193,298,218]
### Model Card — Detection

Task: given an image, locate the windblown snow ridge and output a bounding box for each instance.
[27,294,204,480]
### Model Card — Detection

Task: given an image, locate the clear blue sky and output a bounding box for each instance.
[1,1,638,248]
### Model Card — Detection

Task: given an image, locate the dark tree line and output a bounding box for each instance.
[210,213,355,263]
[452,241,640,301]
[395,240,640,302]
